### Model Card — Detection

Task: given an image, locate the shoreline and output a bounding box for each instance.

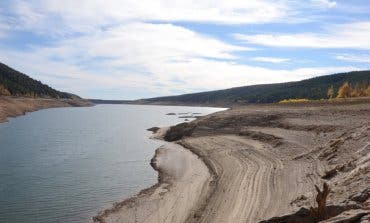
[92,146,170,222]
[93,147,167,223]
[0,96,93,123]
[95,99,370,222]
[93,140,212,223]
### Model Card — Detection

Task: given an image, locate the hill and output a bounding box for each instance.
[0,62,77,99]
[89,99,134,104]
[143,71,370,105]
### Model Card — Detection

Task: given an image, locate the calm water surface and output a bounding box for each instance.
[0,104,225,223]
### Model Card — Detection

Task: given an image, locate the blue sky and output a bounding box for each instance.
[0,0,370,99]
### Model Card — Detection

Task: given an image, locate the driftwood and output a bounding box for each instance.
[310,182,330,221]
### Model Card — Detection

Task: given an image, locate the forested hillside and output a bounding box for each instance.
[144,71,370,105]
[0,62,77,99]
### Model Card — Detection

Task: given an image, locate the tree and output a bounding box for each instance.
[337,82,352,98]
[327,85,334,99]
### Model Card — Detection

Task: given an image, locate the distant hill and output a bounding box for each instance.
[89,99,134,104]
[143,71,370,105]
[0,62,78,99]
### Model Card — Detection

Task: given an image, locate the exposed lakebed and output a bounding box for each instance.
[0,104,225,223]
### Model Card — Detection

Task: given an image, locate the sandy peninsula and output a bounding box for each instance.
[96,98,370,223]
[0,96,93,123]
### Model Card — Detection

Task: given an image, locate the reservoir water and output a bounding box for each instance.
[0,104,224,223]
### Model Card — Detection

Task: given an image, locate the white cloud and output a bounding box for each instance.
[251,57,290,63]
[0,16,10,38]
[0,27,359,99]
[311,0,337,8]
[234,22,370,50]
[81,23,251,60]
[336,54,370,63]
[6,0,290,34]
[3,0,345,34]
[0,22,253,97]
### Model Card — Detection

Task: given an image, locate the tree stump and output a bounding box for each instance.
[310,182,330,221]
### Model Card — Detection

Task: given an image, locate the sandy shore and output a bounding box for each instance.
[94,143,211,223]
[96,99,370,223]
[0,96,93,123]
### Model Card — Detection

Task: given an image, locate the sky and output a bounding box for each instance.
[0,0,370,99]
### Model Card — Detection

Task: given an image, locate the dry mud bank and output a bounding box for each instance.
[0,96,92,122]
[97,99,370,223]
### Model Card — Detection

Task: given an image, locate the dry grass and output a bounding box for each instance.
[278,98,311,103]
